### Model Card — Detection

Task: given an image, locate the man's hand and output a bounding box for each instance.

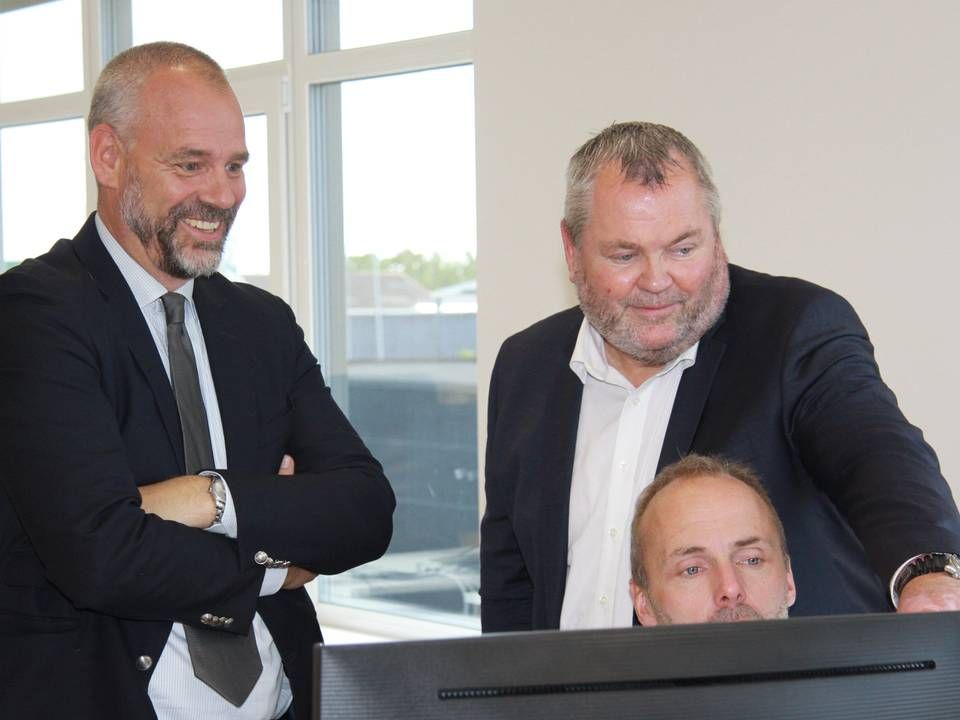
[282,565,318,590]
[275,455,318,589]
[139,475,215,528]
[897,572,960,613]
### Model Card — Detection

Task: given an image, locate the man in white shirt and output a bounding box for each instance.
[480,121,960,634]
[628,454,796,626]
[0,42,394,719]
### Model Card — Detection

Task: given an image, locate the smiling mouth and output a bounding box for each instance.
[182,218,221,232]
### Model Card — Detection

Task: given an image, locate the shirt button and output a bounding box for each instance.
[618,461,628,471]
[599,594,608,605]
[609,528,618,538]
[136,655,153,672]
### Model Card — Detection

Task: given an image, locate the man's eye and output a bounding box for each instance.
[178,162,201,173]
[226,162,245,174]
[742,556,762,567]
[613,253,634,263]
[682,566,702,577]
[673,246,693,257]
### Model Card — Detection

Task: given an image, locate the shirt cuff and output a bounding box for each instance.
[261,568,288,597]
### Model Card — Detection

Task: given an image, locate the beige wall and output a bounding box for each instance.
[474,0,960,498]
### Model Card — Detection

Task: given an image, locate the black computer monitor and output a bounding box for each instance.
[314,611,960,719]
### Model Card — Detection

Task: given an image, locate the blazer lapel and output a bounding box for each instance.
[657,316,728,472]
[72,215,185,469]
[536,310,585,624]
[193,279,258,472]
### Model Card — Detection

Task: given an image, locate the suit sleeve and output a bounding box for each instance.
[783,289,960,586]
[479,340,535,632]
[217,297,395,576]
[0,267,266,632]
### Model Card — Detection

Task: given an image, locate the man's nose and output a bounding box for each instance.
[714,564,746,608]
[635,255,671,294]
[199,170,244,209]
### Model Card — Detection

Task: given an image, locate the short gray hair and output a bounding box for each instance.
[88,41,229,140]
[630,454,788,588]
[563,122,721,245]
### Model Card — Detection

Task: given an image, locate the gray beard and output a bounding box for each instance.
[575,255,730,368]
[120,174,235,279]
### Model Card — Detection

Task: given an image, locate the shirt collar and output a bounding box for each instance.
[95,213,195,308]
[569,317,698,388]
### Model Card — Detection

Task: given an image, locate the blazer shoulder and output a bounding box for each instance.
[0,238,91,304]
[498,306,583,359]
[727,264,860,327]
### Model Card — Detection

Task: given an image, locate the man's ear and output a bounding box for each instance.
[561,220,580,283]
[785,556,797,608]
[89,123,124,190]
[629,579,658,626]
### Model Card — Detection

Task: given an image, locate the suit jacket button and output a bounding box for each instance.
[136,655,153,671]
[254,551,269,565]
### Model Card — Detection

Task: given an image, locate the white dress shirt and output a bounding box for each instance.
[560,319,697,629]
[96,216,292,720]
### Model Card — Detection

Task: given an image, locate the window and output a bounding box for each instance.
[129,0,283,69]
[313,0,472,51]
[0,0,83,103]
[0,118,86,268]
[311,64,478,627]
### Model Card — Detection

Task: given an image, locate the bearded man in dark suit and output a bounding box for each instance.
[480,121,960,633]
[0,42,394,719]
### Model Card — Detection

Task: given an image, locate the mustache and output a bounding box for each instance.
[168,200,237,227]
[622,288,689,308]
[711,605,763,623]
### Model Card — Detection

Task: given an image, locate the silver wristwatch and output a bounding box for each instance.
[889,552,960,608]
[202,471,227,528]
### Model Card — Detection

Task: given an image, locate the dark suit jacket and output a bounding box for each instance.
[0,214,395,718]
[481,264,960,632]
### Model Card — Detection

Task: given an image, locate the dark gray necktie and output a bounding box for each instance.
[161,292,263,707]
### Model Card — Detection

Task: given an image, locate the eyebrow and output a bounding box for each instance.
[670,537,768,558]
[668,229,701,245]
[167,148,250,164]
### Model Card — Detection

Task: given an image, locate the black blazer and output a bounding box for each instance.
[481,264,960,632]
[0,214,395,718]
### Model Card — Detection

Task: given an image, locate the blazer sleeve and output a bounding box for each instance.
[782,289,960,586]
[216,296,395,576]
[0,265,266,632]
[480,338,535,632]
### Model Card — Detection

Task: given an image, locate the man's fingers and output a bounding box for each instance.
[279,454,295,475]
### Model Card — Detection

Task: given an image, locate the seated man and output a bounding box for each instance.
[629,454,796,625]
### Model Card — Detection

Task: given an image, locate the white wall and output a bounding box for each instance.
[474,0,960,497]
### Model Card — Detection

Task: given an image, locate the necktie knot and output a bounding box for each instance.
[161,292,186,326]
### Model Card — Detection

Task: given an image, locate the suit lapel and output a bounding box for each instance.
[537,310,585,624]
[657,316,728,472]
[72,216,185,469]
[194,279,258,472]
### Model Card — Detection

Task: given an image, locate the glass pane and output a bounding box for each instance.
[314,0,472,52]
[131,0,283,69]
[220,114,270,279]
[313,65,478,626]
[0,0,83,103]
[1,118,87,269]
